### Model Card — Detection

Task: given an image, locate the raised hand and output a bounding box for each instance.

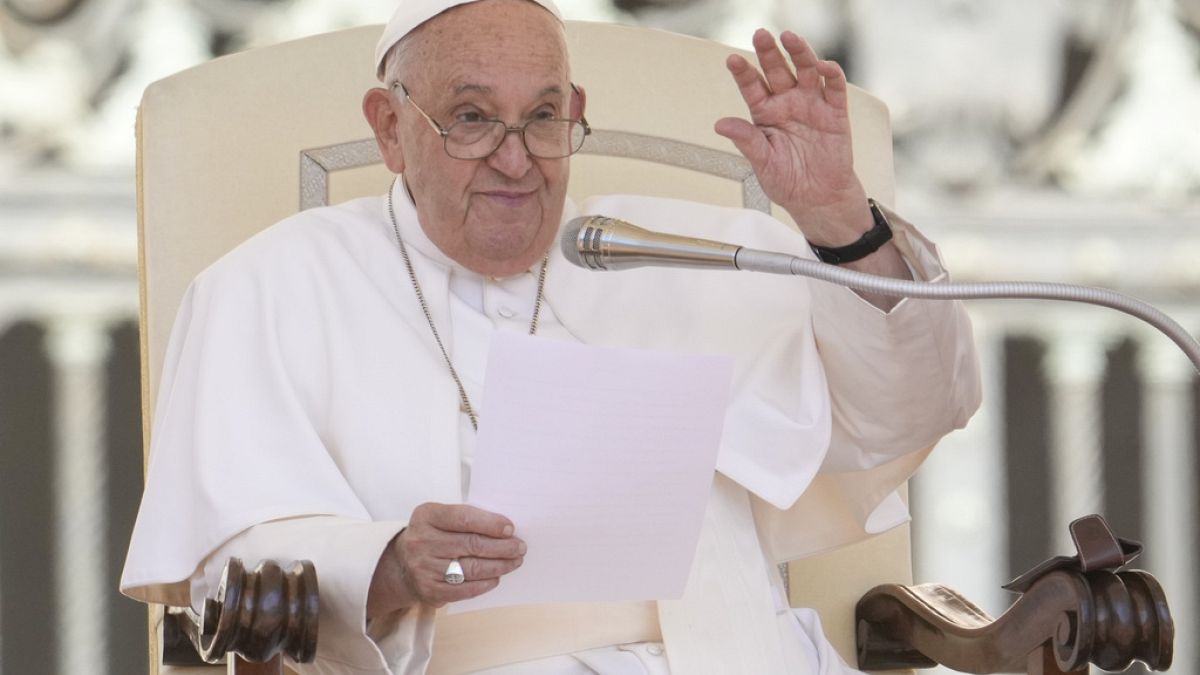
[715,29,871,247]
[368,503,525,615]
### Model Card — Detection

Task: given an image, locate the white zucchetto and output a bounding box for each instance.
[374,0,563,79]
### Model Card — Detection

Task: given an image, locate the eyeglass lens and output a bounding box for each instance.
[445,119,587,159]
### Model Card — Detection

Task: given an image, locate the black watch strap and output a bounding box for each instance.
[809,199,893,265]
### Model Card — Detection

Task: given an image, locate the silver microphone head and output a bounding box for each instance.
[560,216,635,270]
[559,215,594,268]
[560,215,740,271]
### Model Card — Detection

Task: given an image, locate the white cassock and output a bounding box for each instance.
[121,180,981,674]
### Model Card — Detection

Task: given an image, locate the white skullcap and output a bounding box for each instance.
[374,0,563,80]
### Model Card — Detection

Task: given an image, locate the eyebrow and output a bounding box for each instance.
[451,84,564,97]
[453,83,492,96]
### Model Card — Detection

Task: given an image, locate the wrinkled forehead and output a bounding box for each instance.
[376,0,564,79]
[405,0,571,93]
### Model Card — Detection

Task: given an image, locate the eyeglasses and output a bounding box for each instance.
[394,82,591,160]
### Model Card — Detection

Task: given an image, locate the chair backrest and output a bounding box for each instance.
[138,21,909,671]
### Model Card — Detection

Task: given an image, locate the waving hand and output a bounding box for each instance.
[715,29,871,247]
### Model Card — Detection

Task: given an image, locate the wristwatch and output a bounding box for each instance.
[809,198,893,265]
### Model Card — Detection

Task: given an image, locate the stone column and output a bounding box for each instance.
[0,315,7,675]
[1044,330,1109,551]
[912,313,1008,617]
[1138,334,1197,674]
[46,316,113,675]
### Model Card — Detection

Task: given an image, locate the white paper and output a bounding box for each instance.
[452,333,733,613]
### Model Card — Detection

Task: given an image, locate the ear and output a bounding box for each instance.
[363,88,406,174]
[570,83,587,121]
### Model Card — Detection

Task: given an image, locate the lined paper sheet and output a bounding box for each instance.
[452,333,734,613]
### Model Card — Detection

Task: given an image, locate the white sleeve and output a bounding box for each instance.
[193,516,438,674]
[752,209,984,562]
[808,207,983,472]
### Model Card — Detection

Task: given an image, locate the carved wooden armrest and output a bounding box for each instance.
[856,515,1173,674]
[163,558,319,673]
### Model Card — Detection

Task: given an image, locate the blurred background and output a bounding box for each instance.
[0,0,1197,673]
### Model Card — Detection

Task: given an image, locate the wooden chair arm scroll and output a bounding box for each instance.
[163,558,319,674]
[856,515,1173,674]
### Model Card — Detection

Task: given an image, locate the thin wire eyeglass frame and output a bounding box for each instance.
[392,81,591,159]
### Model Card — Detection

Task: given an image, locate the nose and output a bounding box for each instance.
[486,128,533,179]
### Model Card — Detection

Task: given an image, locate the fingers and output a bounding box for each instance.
[406,553,522,593]
[417,502,514,538]
[737,29,847,106]
[401,551,522,607]
[752,28,796,94]
[391,502,528,607]
[725,53,770,110]
[779,31,820,89]
[407,503,525,560]
[815,59,848,110]
[398,535,522,579]
[408,574,501,608]
[433,530,526,559]
[714,117,770,166]
[444,555,523,583]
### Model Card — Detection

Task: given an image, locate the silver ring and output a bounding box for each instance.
[444,559,465,585]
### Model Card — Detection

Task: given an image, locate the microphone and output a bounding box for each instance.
[558,214,1200,372]
[560,216,742,271]
[560,215,802,274]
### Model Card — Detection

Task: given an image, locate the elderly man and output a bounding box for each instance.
[122,0,980,672]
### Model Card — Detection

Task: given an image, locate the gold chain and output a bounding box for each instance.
[387,182,549,432]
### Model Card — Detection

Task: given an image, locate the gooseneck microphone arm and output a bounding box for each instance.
[561,216,1200,374]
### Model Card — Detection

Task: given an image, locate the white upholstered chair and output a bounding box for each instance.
[137,21,913,674]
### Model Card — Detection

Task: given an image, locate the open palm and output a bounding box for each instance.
[715,30,867,240]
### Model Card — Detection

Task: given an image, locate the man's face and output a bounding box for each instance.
[393,0,576,277]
